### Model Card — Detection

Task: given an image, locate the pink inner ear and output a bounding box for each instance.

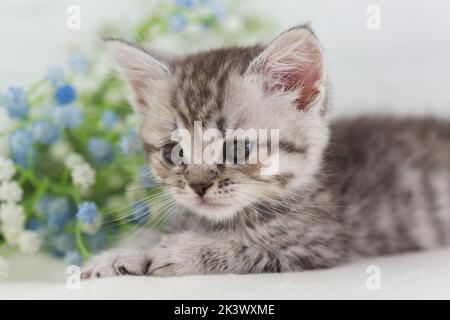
[259,32,324,111]
[265,56,322,111]
[289,62,322,111]
[130,78,148,108]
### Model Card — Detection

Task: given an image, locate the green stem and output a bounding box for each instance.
[16,166,41,189]
[0,242,7,252]
[27,79,46,96]
[75,222,90,261]
[17,165,81,203]
[0,244,18,257]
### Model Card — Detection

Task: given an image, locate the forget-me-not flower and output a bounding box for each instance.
[119,130,141,155]
[101,110,118,129]
[31,120,59,145]
[64,250,82,266]
[1,87,28,119]
[45,66,65,86]
[169,14,188,32]
[9,129,34,167]
[76,201,99,225]
[55,84,77,105]
[68,53,89,74]
[88,138,115,166]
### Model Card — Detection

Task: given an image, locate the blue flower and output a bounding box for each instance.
[46,197,73,232]
[76,201,99,225]
[45,66,65,86]
[47,197,72,215]
[169,14,188,32]
[51,250,65,258]
[140,166,156,187]
[101,110,118,129]
[10,129,33,156]
[47,212,69,232]
[88,138,115,166]
[131,200,151,224]
[26,218,41,231]
[65,105,84,129]
[64,251,83,266]
[68,53,89,74]
[175,0,196,8]
[51,106,66,126]
[206,0,227,21]
[52,234,75,253]
[51,105,84,129]
[1,86,28,119]
[31,120,59,145]
[89,231,108,253]
[36,196,54,214]
[55,84,77,105]
[119,130,141,155]
[10,128,34,167]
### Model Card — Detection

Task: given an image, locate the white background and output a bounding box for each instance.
[1,0,449,117]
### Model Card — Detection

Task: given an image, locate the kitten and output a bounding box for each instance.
[81,25,450,279]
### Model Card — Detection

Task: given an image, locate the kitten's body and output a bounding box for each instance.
[82,27,449,278]
[329,117,450,256]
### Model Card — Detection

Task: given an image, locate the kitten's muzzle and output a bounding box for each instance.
[189,182,213,198]
[184,165,218,198]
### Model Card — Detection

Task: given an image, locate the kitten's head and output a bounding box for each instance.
[107,25,330,222]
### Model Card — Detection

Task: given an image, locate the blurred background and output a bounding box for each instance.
[1,0,450,117]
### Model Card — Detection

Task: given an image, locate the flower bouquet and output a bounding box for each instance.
[0,0,275,279]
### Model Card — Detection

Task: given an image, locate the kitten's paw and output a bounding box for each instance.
[146,234,199,277]
[81,249,151,280]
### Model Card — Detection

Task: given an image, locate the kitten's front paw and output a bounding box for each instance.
[146,234,199,277]
[81,249,151,280]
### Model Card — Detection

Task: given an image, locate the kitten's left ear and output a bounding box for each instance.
[247,25,326,111]
[105,39,175,113]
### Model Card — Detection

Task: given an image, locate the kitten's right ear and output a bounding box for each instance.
[246,26,325,112]
[105,39,172,112]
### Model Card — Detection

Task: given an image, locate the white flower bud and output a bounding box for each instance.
[18,231,41,254]
[65,153,85,170]
[0,203,25,245]
[0,157,16,182]
[50,141,72,161]
[0,181,23,203]
[71,163,96,190]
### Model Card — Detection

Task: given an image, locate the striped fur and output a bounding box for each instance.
[82,26,450,279]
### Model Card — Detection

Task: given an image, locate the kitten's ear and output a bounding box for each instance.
[105,39,173,112]
[247,26,325,111]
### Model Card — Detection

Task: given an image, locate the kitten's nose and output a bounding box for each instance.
[184,165,218,198]
[189,182,213,198]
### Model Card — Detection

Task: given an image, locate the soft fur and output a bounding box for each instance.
[81,26,450,279]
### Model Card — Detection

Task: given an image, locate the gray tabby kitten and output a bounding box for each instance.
[81,25,450,279]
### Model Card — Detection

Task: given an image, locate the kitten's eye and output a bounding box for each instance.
[162,142,183,165]
[223,138,252,164]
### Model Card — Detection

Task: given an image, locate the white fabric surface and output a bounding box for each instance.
[1,248,450,299]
